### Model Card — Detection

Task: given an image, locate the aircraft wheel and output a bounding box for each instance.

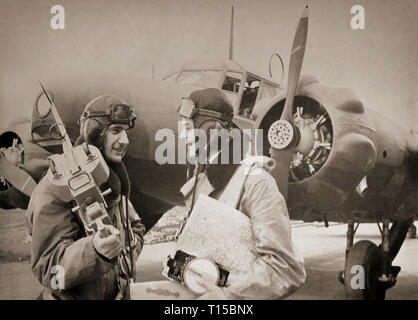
[408,224,416,239]
[344,240,386,300]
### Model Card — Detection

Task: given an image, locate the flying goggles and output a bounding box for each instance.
[80,104,137,128]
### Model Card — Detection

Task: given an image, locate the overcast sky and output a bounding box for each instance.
[1,0,417,129]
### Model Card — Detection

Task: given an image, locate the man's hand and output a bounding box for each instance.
[131,220,145,237]
[195,278,228,300]
[93,224,121,260]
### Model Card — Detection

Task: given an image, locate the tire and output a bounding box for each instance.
[408,225,416,239]
[344,240,386,300]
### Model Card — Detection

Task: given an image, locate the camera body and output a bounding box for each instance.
[46,142,112,235]
[162,250,229,294]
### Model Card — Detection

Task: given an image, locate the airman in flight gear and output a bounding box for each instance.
[177,88,306,299]
[27,94,145,299]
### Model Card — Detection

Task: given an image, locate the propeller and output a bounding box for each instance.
[268,6,309,200]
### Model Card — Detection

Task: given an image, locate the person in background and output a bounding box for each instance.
[0,132,30,209]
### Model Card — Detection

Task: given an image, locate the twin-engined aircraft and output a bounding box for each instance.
[1,6,417,300]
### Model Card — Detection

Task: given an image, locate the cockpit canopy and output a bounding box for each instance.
[163,60,281,118]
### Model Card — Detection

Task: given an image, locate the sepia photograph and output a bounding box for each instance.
[0,0,417,304]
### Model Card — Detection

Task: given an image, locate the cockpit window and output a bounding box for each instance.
[239,74,261,118]
[238,74,280,118]
[221,72,243,94]
[258,81,279,100]
[176,71,222,88]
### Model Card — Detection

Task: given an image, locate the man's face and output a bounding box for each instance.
[0,139,23,167]
[103,124,130,163]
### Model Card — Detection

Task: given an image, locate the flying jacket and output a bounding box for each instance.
[181,156,306,299]
[26,164,145,300]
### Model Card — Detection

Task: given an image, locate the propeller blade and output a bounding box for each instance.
[270,147,294,198]
[270,6,309,200]
[281,6,309,122]
[0,157,37,197]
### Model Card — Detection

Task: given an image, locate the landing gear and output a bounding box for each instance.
[343,240,386,300]
[339,217,411,300]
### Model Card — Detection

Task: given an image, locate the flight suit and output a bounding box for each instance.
[181,157,306,299]
[26,164,145,300]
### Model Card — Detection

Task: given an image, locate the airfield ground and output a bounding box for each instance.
[1,208,417,300]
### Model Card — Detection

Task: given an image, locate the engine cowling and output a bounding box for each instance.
[253,76,381,212]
